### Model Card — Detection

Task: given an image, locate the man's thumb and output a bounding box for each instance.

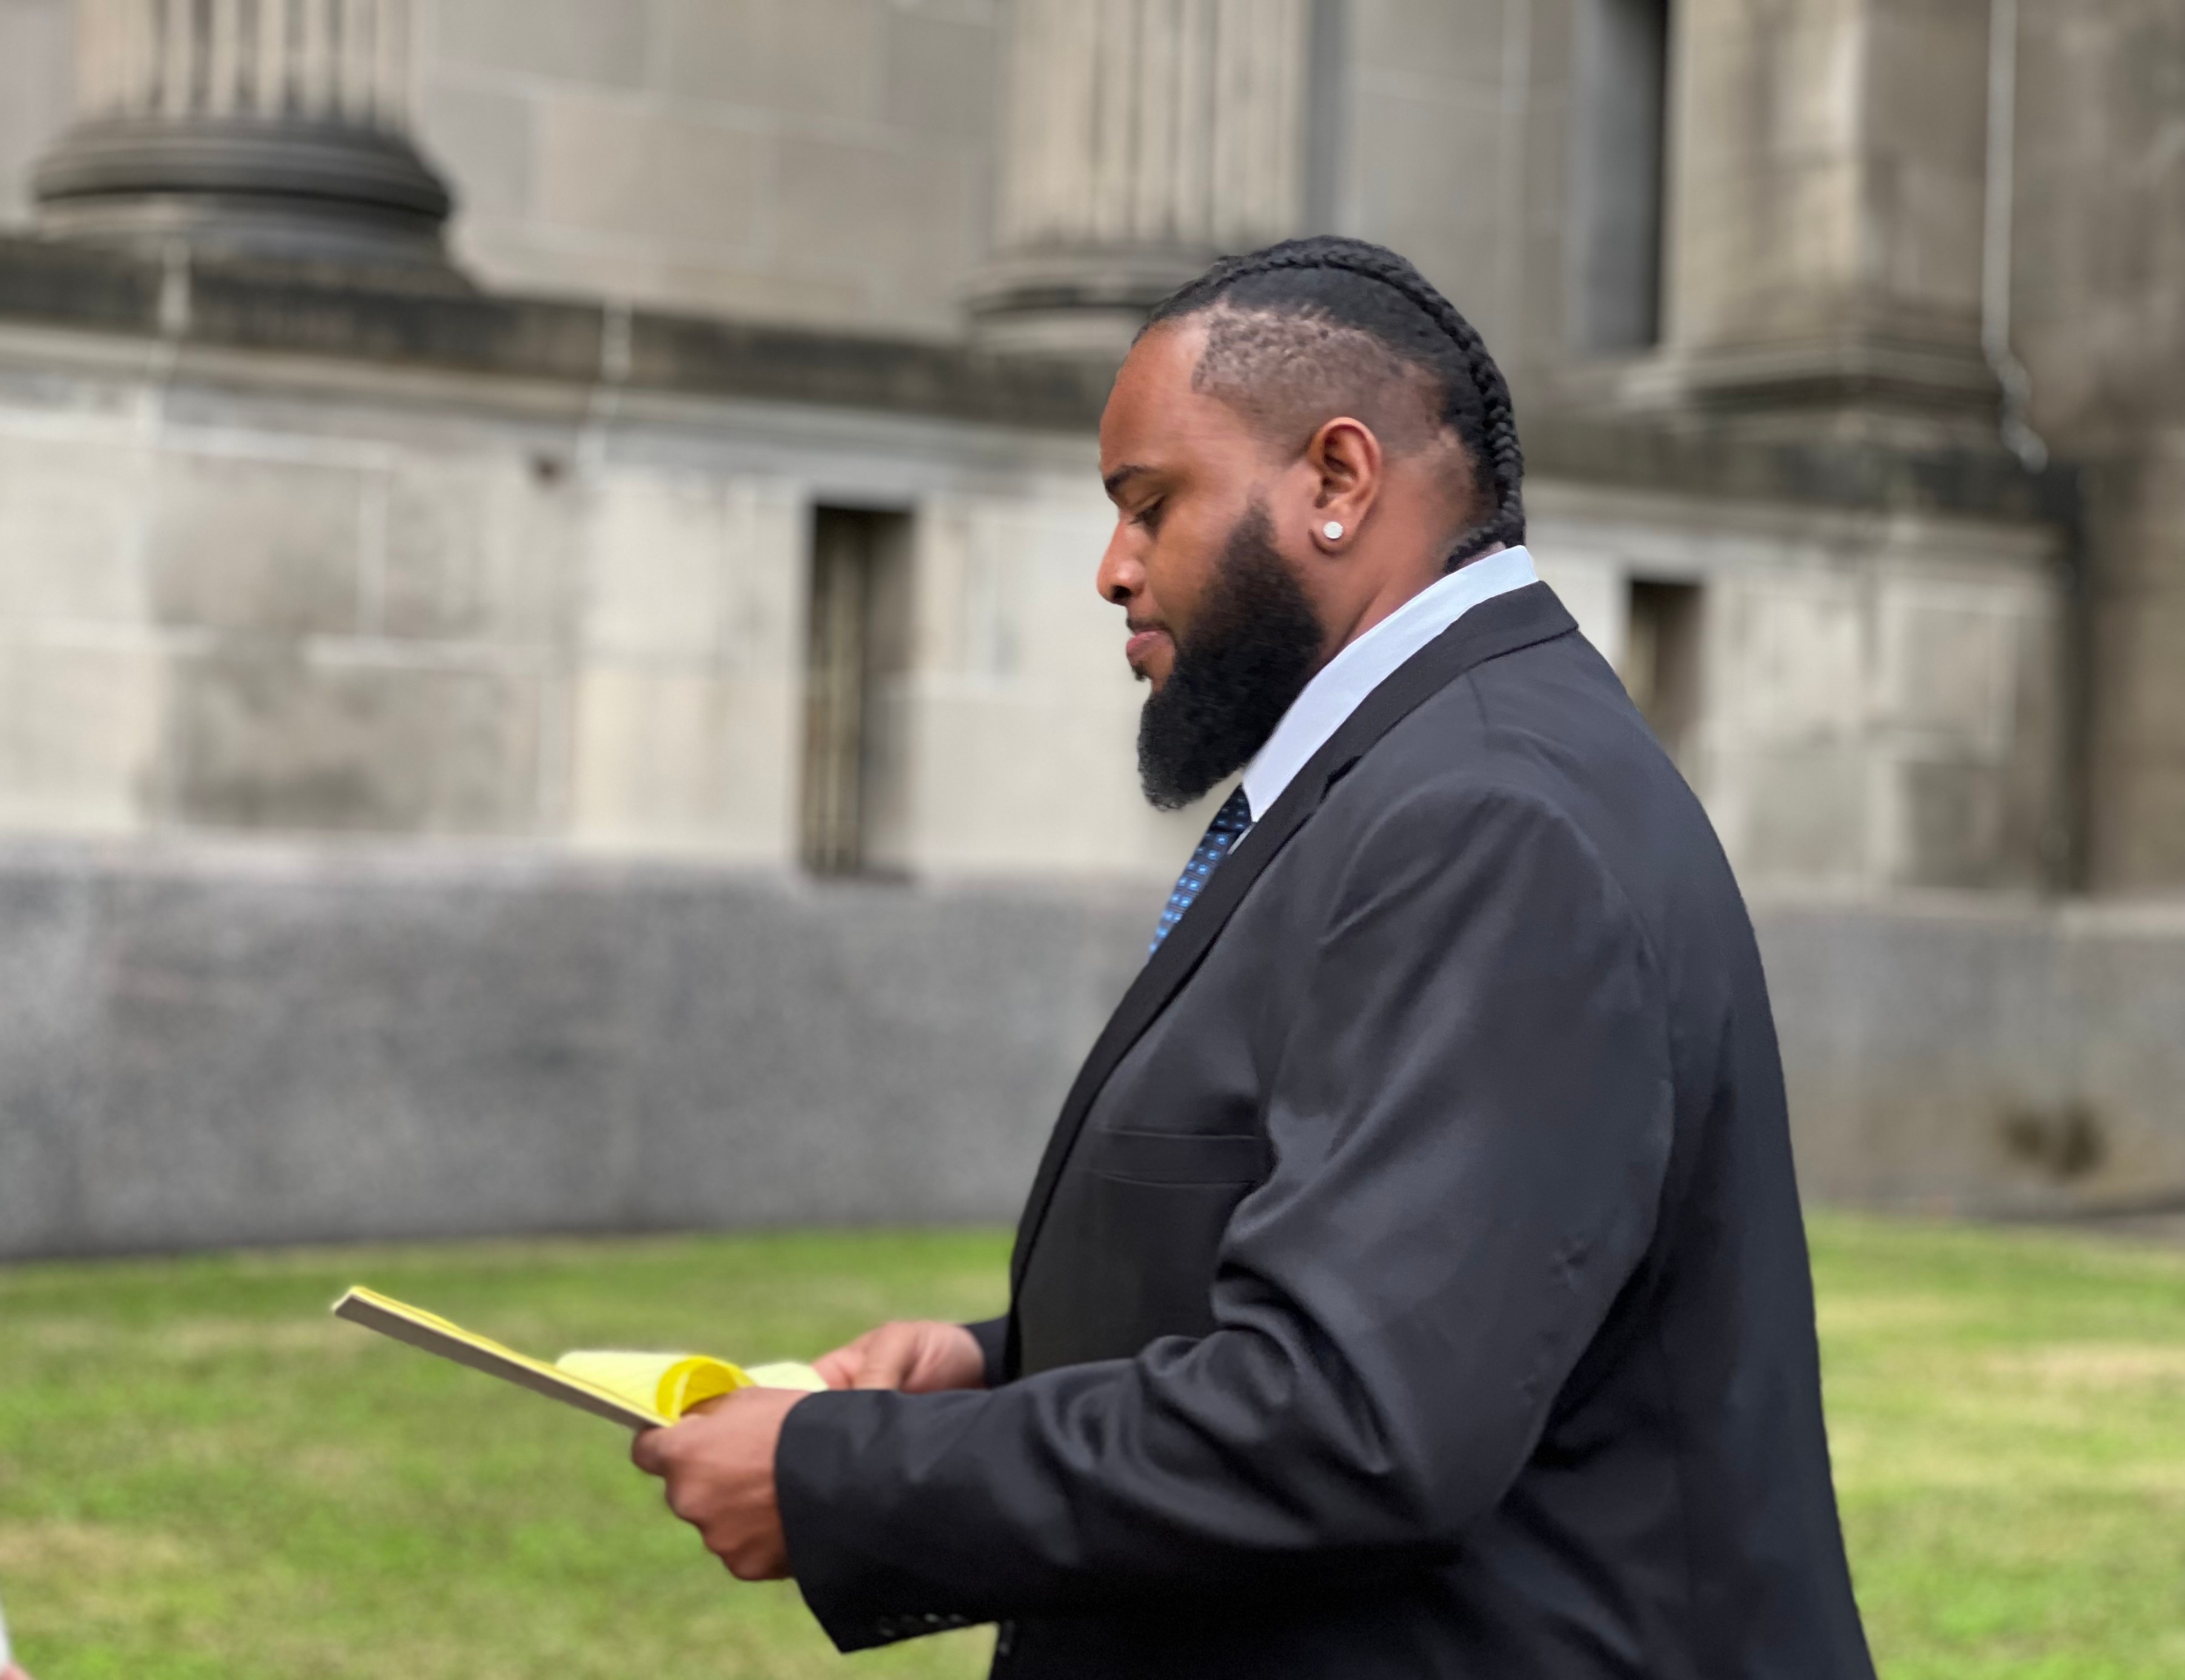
[812,1348,862,1390]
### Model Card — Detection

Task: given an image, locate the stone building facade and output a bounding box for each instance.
[0,0,2179,1257]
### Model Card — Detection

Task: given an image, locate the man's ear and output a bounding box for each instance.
[1303,417,1383,555]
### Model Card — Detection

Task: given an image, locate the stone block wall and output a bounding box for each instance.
[0,843,1156,1258]
[2,843,2180,1262]
[1529,481,2063,891]
[0,368,582,842]
[1761,893,2185,1215]
[0,266,1218,878]
[0,350,2069,896]
[0,1,1596,377]
[1667,0,1992,358]
[1334,0,1576,389]
[415,0,1003,336]
[0,0,1004,339]
[0,0,70,226]
[2013,0,2185,889]
[0,239,2072,897]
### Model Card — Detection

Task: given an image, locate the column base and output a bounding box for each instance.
[966,244,1213,360]
[33,117,462,285]
[1556,328,2012,457]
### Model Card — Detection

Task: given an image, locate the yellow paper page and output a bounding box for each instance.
[332,1287,671,1430]
[556,1351,741,1416]
[557,1352,829,1416]
[332,1287,829,1430]
[742,1360,831,1393]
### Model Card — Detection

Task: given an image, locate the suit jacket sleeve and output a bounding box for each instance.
[775,781,1677,1650]
[963,1316,1009,1389]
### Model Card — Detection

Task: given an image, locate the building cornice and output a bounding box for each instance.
[0,236,1116,435]
[0,235,2081,532]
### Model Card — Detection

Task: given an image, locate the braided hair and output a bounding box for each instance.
[1143,236,1525,568]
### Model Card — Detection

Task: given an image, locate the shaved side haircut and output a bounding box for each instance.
[1143,237,1526,569]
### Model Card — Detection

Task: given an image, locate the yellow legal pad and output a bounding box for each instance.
[332,1285,828,1431]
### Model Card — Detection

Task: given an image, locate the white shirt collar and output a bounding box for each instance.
[1239,545,1539,821]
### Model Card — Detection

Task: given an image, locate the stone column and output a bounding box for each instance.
[972,0,1313,356]
[34,0,457,279]
[1659,0,2000,438]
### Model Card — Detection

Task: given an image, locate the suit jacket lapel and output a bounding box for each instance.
[1007,583,1579,1305]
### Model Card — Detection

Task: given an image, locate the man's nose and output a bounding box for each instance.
[1097,524,1143,605]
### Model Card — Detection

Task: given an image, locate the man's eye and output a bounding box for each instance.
[1134,501,1165,532]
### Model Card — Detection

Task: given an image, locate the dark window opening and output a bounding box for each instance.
[1569,0,1670,353]
[1624,577,1703,770]
[801,507,911,876]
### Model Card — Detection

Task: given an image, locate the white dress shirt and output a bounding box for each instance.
[1237,544,1540,822]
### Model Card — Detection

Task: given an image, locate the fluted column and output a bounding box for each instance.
[36,0,457,279]
[972,0,1311,356]
[1660,0,1999,435]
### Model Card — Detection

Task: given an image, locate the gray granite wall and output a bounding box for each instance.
[2,842,2181,1260]
[0,842,1152,1259]
[1759,893,2185,1217]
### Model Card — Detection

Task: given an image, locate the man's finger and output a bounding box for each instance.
[844,1327,908,1388]
[855,1344,919,1388]
[630,1425,670,1476]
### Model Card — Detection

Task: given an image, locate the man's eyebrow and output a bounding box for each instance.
[1102,464,1151,500]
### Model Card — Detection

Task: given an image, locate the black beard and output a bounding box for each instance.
[1137,503,1324,811]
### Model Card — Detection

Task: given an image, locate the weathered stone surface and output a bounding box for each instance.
[0,641,166,832]
[145,452,366,637]
[0,235,1119,429]
[413,82,535,226]
[1343,85,1511,344]
[0,846,1156,1257]
[535,97,767,252]
[435,0,651,89]
[973,0,1311,353]
[1566,0,1668,354]
[1758,893,2185,1216]
[0,0,71,225]
[1,846,2181,1261]
[1662,0,1998,424]
[1351,0,1510,89]
[0,233,2099,529]
[415,0,1004,336]
[0,324,2072,890]
[0,432,149,621]
[885,8,1000,141]
[160,653,546,835]
[2015,0,2185,447]
[776,134,980,326]
[0,2,2166,907]
[568,668,796,858]
[380,461,572,645]
[2086,541,2185,886]
[655,0,885,122]
[0,235,166,331]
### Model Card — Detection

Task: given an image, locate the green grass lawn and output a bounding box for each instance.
[0,1216,2180,1679]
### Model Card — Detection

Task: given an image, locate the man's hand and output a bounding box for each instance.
[814,1320,987,1393]
[631,1386,808,1580]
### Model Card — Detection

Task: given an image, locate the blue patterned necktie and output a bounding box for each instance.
[1149,787,1253,956]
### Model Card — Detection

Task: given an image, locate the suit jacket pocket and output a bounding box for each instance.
[1085,1127,1271,1187]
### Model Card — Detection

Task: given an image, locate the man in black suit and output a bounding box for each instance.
[634,238,1877,1679]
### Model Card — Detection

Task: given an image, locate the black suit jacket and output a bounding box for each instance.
[775,584,1876,1679]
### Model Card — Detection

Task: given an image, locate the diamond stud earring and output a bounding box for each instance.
[1322,521,1345,542]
